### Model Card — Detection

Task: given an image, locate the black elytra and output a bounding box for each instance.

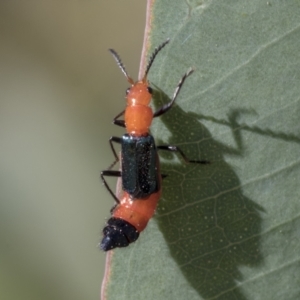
[121,134,160,199]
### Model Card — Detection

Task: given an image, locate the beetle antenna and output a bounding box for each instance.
[143,38,170,81]
[109,49,134,85]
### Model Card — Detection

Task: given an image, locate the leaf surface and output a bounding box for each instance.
[102,1,300,299]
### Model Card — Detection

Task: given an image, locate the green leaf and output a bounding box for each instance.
[102,1,300,299]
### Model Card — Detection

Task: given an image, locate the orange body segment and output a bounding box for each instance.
[126,81,151,106]
[125,105,153,135]
[113,189,161,232]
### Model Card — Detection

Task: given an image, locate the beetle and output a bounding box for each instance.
[100,40,208,251]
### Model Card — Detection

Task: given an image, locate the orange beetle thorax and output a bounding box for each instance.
[125,81,153,136]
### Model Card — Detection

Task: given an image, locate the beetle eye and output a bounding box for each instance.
[126,88,130,95]
[147,86,153,94]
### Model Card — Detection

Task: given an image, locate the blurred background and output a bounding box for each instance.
[0,1,146,299]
